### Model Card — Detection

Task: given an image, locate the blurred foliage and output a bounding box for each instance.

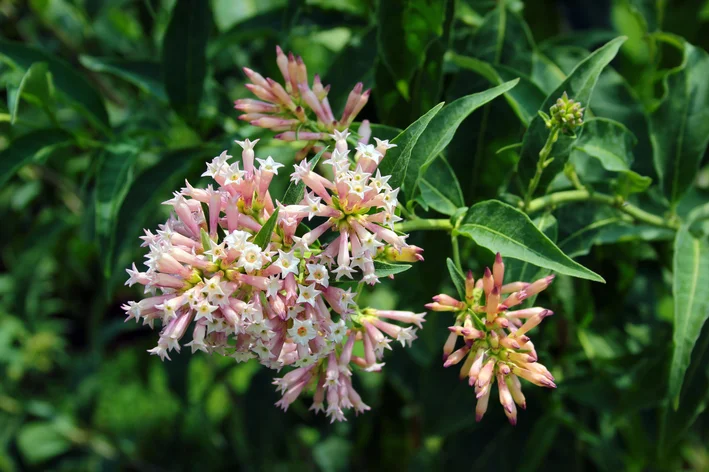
[1,0,709,470]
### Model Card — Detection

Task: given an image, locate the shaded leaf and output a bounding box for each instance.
[573,117,637,172]
[16,422,72,465]
[449,54,546,126]
[0,129,73,187]
[418,156,465,216]
[162,0,211,123]
[457,200,604,282]
[79,56,167,102]
[649,34,709,205]
[446,257,466,300]
[95,145,140,275]
[0,39,109,131]
[9,62,55,124]
[668,226,709,408]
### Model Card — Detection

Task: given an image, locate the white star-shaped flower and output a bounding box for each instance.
[356,143,383,164]
[275,249,300,277]
[266,275,282,298]
[290,160,311,183]
[296,284,320,306]
[194,300,218,322]
[328,319,347,344]
[238,243,264,272]
[333,265,356,281]
[224,229,250,251]
[235,138,259,151]
[224,162,246,185]
[306,263,329,287]
[256,156,285,174]
[202,151,231,178]
[288,318,317,345]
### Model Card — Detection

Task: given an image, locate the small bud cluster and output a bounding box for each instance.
[236,46,371,159]
[427,254,556,425]
[545,91,584,133]
[123,134,424,422]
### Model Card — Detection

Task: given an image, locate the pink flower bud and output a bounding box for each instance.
[493,253,505,288]
[483,267,494,295]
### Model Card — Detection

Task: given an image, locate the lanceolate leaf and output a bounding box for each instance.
[418,156,465,216]
[457,200,604,282]
[0,129,73,187]
[649,34,709,206]
[373,261,412,277]
[95,145,141,275]
[668,226,709,409]
[0,40,109,131]
[516,37,626,196]
[573,117,637,172]
[376,0,446,100]
[10,62,55,124]
[379,102,444,190]
[281,148,326,205]
[448,54,546,126]
[446,258,466,300]
[162,0,211,123]
[253,207,280,250]
[405,79,519,198]
[80,56,167,102]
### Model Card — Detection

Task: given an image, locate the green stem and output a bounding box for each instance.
[394,218,453,233]
[526,189,680,230]
[451,234,462,270]
[524,128,559,210]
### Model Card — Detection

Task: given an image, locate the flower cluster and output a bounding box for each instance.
[235,46,371,159]
[427,254,556,425]
[123,133,424,422]
[543,91,584,133]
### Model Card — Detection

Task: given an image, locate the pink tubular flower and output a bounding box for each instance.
[427,253,556,425]
[235,46,371,157]
[124,132,424,422]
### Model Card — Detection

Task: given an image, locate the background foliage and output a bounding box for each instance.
[2,0,709,470]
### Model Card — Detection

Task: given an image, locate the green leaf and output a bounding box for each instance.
[253,207,280,250]
[457,200,604,282]
[9,62,55,124]
[379,102,444,190]
[17,421,72,464]
[373,261,412,277]
[448,53,546,126]
[162,0,211,123]
[0,39,109,131]
[418,156,464,216]
[405,79,519,198]
[446,257,466,300]
[281,147,326,205]
[376,0,447,100]
[0,129,73,187]
[95,145,140,275]
[615,171,652,198]
[668,226,709,409]
[516,37,626,196]
[649,34,709,206]
[573,117,637,172]
[79,56,167,102]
